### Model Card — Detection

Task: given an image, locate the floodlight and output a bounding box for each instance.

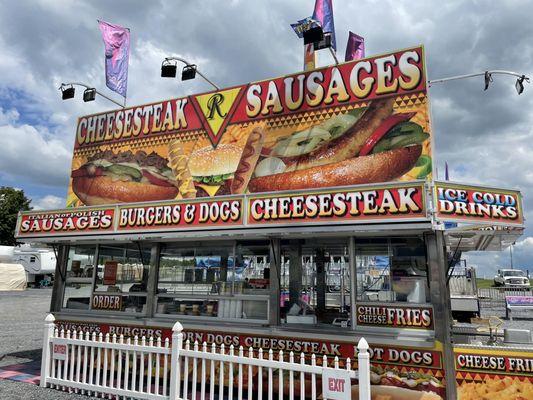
[484,71,492,91]
[83,88,96,102]
[303,26,324,45]
[516,75,526,95]
[313,32,333,51]
[61,85,75,100]
[161,60,178,78]
[181,64,197,81]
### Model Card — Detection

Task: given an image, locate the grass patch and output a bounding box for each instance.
[476,278,495,289]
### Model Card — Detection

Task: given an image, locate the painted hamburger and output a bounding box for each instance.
[188,143,242,197]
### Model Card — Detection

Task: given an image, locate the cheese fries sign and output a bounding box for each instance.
[67,46,433,207]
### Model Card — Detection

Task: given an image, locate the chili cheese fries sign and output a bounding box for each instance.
[356,303,434,329]
[434,182,523,226]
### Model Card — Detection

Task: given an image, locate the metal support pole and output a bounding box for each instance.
[268,238,281,325]
[348,236,357,331]
[328,47,339,65]
[428,70,529,86]
[426,231,457,400]
[145,243,161,318]
[50,245,70,312]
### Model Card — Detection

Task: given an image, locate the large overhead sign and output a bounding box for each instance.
[18,182,428,239]
[67,46,432,207]
[434,182,524,227]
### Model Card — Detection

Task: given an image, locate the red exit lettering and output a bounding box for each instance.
[328,377,345,392]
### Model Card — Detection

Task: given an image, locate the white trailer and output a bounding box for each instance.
[12,246,56,287]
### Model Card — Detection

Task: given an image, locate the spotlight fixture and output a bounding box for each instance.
[161,60,177,78]
[181,64,197,81]
[303,25,324,45]
[160,56,220,90]
[313,32,333,51]
[83,88,96,102]
[515,75,526,95]
[484,71,492,91]
[61,85,75,100]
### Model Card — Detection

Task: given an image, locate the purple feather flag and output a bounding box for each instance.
[445,161,450,181]
[98,20,130,98]
[345,31,365,62]
[312,0,336,50]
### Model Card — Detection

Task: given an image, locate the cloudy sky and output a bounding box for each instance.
[0,0,531,275]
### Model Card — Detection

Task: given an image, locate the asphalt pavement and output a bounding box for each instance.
[0,289,86,399]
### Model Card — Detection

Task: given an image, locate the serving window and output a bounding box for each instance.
[280,238,350,328]
[93,243,152,313]
[356,237,429,304]
[62,245,97,310]
[156,240,270,321]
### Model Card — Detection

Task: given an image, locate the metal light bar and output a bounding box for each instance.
[59,82,125,108]
[163,57,220,90]
[429,70,530,94]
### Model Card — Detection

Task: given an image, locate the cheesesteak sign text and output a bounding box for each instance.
[248,184,426,224]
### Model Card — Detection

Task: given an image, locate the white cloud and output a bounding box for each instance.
[31,194,65,210]
[0,108,71,187]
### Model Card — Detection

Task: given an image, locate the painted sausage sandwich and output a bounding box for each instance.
[246,97,430,193]
[71,150,180,205]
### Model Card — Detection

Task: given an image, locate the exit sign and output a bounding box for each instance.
[322,368,351,400]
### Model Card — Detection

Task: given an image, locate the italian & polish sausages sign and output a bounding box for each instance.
[434,182,523,227]
[66,46,433,208]
[17,208,115,236]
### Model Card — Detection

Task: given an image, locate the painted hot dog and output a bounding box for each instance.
[248,97,430,193]
[282,97,395,172]
[248,145,422,192]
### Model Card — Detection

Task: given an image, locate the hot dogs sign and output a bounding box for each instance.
[66,46,433,207]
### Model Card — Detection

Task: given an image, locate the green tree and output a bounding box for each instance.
[0,187,31,246]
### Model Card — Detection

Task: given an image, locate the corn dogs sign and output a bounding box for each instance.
[66,46,433,208]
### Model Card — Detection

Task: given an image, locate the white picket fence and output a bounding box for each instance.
[41,314,371,400]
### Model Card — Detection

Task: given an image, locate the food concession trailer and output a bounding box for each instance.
[16,46,529,399]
